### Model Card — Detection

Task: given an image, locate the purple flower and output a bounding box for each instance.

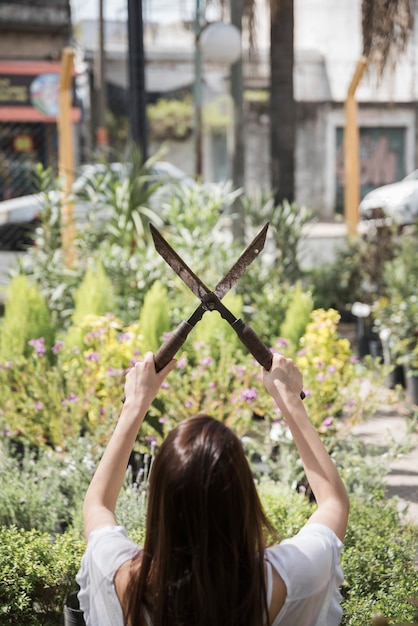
[118,332,132,342]
[159,417,169,424]
[52,340,64,354]
[200,356,213,366]
[107,368,118,377]
[345,400,357,408]
[185,398,193,408]
[87,328,105,340]
[28,337,46,356]
[209,381,216,389]
[349,356,359,363]
[322,416,334,429]
[67,393,79,403]
[176,356,188,369]
[146,436,157,445]
[231,365,246,378]
[315,374,326,382]
[276,338,288,347]
[161,381,170,389]
[241,387,258,402]
[35,401,44,410]
[86,351,99,362]
[327,365,337,374]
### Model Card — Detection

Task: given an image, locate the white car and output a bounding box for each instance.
[0,161,192,251]
[359,170,418,228]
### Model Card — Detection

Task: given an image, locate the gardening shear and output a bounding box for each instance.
[150,223,305,400]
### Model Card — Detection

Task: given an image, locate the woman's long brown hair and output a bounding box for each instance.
[125,414,275,626]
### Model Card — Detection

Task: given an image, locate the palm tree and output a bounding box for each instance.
[270,0,294,205]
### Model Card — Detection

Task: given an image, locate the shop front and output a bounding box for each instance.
[0,59,81,200]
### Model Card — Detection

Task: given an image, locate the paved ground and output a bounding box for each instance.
[351,398,418,525]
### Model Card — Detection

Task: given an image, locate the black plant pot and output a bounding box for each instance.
[385,364,406,389]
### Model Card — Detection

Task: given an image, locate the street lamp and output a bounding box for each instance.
[193,15,241,178]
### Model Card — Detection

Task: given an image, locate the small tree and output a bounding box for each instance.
[0,275,54,361]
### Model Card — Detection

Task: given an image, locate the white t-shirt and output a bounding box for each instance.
[76,523,343,626]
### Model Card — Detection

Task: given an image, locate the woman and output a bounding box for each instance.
[77,351,349,626]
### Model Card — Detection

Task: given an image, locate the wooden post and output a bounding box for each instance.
[344,56,367,236]
[58,47,75,268]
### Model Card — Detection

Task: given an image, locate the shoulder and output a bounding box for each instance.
[265,523,343,597]
[77,525,141,587]
[77,526,142,626]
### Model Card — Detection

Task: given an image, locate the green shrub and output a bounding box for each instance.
[1,485,417,626]
[279,284,314,350]
[0,526,85,626]
[72,262,116,325]
[341,497,418,626]
[0,275,54,361]
[139,280,171,353]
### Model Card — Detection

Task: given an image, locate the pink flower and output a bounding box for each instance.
[322,416,334,429]
[52,340,64,354]
[86,351,99,362]
[200,357,213,366]
[276,338,288,347]
[35,401,44,410]
[28,337,46,356]
[241,387,258,402]
[176,356,188,369]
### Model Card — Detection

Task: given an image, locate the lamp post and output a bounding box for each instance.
[193,15,241,179]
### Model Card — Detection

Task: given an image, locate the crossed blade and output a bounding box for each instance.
[149,223,269,303]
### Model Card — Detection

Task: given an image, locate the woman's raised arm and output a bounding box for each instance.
[82,352,176,541]
[263,354,349,541]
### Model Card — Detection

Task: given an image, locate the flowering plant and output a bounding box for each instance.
[0,309,384,460]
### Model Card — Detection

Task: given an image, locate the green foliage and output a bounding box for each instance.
[279,284,314,350]
[139,281,170,353]
[1,482,417,626]
[0,275,54,361]
[243,191,313,284]
[0,525,85,626]
[64,262,116,349]
[0,315,143,448]
[148,96,193,140]
[293,309,384,428]
[72,262,116,325]
[341,497,418,626]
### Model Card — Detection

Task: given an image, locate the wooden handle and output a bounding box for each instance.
[122,321,194,402]
[231,319,305,400]
[153,320,193,372]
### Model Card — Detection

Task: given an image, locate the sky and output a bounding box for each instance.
[70,0,202,25]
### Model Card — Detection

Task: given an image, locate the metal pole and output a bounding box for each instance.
[193,0,203,178]
[95,0,108,149]
[127,0,147,160]
[230,0,245,241]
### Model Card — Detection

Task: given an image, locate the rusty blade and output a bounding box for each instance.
[213,223,269,299]
[150,224,211,300]
[150,222,269,303]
